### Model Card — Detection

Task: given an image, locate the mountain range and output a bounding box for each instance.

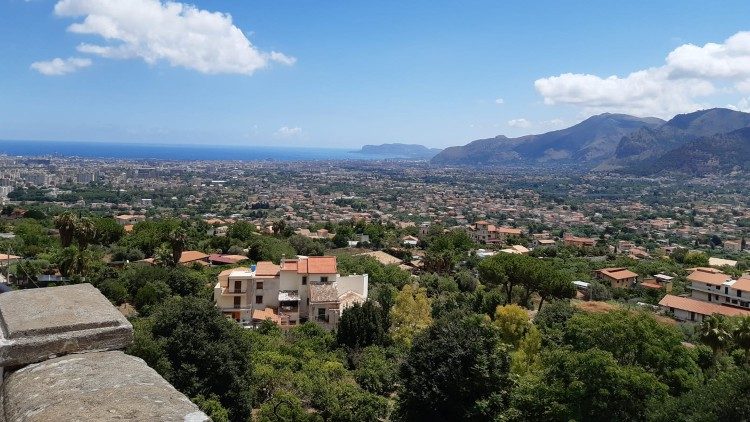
[431,108,750,175]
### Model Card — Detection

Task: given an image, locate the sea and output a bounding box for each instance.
[0,140,382,161]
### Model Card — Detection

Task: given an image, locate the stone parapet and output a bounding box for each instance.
[0,283,208,421]
[2,351,208,422]
[0,284,133,368]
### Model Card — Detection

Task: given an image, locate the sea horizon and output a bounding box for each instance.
[0,139,383,161]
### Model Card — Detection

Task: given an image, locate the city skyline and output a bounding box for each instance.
[2,0,750,147]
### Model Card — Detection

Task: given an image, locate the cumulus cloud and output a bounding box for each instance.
[535,31,750,117]
[30,57,92,75]
[494,98,505,104]
[275,126,302,138]
[49,0,294,75]
[508,118,531,128]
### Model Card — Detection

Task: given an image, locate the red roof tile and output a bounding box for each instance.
[687,269,731,286]
[255,261,280,277]
[659,294,750,317]
[302,256,337,274]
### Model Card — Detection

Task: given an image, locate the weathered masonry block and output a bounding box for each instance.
[0,283,208,421]
[0,284,132,368]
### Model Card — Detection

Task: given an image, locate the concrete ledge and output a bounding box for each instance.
[1,351,208,421]
[0,284,133,367]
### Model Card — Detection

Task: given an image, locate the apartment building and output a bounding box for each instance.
[468,221,523,244]
[213,256,368,329]
[658,268,750,322]
[687,268,750,309]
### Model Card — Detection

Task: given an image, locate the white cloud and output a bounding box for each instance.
[275,126,302,138]
[535,31,750,117]
[728,97,750,112]
[50,0,295,75]
[508,118,531,128]
[494,98,504,104]
[30,57,91,75]
[540,118,565,128]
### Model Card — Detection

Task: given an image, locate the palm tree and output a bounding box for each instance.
[57,246,94,278]
[154,243,174,267]
[733,316,750,364]
[54,212,78,247]
[700,314,733,356]
[168,228,188,267]
[74,217,97,249]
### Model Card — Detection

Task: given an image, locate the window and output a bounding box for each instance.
[725,286,729,294]
[318,307,326,317]
[690,312,695,321]
[256,282,264,290]
[320,276,329,283]
[738,291,743,298]
[302,276,307,285]
[255,295,263,304]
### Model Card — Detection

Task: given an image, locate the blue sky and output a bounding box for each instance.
[2,0,750,148]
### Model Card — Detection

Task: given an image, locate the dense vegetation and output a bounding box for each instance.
[2,210,750,421]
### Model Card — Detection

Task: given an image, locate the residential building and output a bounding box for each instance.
[659,294,750,322]
[213,256,368,330]
[688,268,750,309]
[708,257,738,268]
[640,273,673,292]
[594,267,638,289]
[468,221,522,244]
[723,240,742,252]
[114,214,146,226]
[563,234,597,248]
[402,235,419,246]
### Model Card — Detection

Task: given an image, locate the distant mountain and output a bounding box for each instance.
[431,113,663,165]
[635,127,750,175]
[604,108,750,169]
[355,143,442,159]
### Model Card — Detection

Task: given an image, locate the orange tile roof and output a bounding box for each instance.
[496,226,522,235]
[179,251,209,263]
[659,295,750,317]
[301,256,337,274]
[255,261,280,277]
[640,281,663,289]
[731,277,750,292]
[597,267,638,280]
[687,269,731,286]
[280,259,299,272]
[252,308,281,324]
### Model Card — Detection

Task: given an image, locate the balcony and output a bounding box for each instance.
[221,288,247,295]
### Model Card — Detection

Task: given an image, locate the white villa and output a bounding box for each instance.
[213,256,368,329]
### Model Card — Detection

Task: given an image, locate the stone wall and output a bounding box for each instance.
[0,283,209,421]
